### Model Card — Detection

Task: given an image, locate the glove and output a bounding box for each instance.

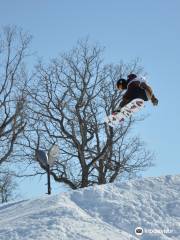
[151,95,158,106]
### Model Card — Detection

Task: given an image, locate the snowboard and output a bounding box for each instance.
[105,98,144,127]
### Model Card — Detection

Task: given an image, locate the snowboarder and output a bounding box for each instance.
[113,73,158,113]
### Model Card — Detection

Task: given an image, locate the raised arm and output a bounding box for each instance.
[140,82,158,106]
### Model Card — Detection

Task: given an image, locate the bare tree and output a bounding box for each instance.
[0,26,31,166]
[24,40,153,189]
[0,169,18,203]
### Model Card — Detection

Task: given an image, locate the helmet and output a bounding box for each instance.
[127,73,137,80]
[116,78,127,89]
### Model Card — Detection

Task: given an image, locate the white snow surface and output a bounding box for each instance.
[0,175,180,240]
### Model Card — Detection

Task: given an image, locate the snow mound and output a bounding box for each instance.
[0,175,180,240]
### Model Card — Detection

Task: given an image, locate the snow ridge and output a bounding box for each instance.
[0,175,179,240]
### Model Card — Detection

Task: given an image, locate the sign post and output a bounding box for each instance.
[47,164,51,194]
[35,144,59,195]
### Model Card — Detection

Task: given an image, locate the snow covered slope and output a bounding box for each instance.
[0,175,180,240]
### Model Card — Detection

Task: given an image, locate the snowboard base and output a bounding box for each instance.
[105,98,144,127]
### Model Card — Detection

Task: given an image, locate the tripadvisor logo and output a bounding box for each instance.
[135,227,143,236]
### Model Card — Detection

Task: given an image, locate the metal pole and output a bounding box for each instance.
[47,164,51,195]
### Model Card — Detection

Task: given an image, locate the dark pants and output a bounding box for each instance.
[120,87,148,108]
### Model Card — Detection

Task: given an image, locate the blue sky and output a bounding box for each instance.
[0,0,180,198]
